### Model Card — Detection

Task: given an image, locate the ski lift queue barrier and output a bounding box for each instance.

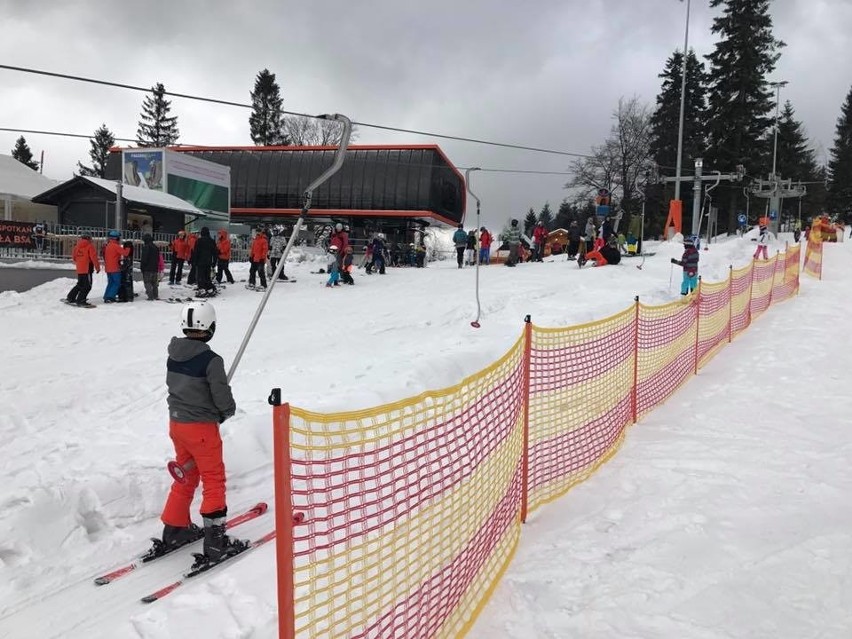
[270,243,803,639]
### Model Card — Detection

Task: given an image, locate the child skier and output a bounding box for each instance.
[341,246,355,285]
[158,302,244,563]
[753,224,769,260]
[326,245,340,287]
[671,236,700,297]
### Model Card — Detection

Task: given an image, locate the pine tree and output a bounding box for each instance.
[136,83,180,147]
[649,50,707,175]
[554,200,576,229]
[538,202,554,230]
[828,86,852,220]
[11,136,39,171]
[704,0,783,231]
[77,124,116,177]
[523,208,537,235]
[249,69,288,145]
[774,102,817,181]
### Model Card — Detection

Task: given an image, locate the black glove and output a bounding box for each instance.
[670,258,678,265]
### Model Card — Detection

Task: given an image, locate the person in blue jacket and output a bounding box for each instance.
[452,224,467,268]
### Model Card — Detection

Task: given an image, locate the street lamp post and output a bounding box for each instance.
[673,0,692,203]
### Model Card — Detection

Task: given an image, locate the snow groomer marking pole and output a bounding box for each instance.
[167,114,352,485]
[466,166,482,328]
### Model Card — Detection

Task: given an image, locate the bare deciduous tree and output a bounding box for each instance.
[568,96,653,218]
[283,116,359,146]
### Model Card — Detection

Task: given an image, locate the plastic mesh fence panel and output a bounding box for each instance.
[697,278,730,368]
[749,256,776,319]
[287,336,526,639]
[526,309,635,512]
[636,300,696,419]
[730,264,753,338]
[775,243,800,300]
[803,240,822,280]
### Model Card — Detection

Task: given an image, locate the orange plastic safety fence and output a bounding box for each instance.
[730,264,753,338]
[525,308,635,513]
[697,278,730,368]
[749,255,776,318]
[272,243,806,639]
[773,243,801,301]
[635,300,696,420]
[803,240,823,280]
[285,336,526,638]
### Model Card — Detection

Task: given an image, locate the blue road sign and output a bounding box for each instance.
[769,209,778,220]
[737,213,747,225]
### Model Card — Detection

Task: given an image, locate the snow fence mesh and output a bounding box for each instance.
[803,240,823,280]
[272,244,803,639]
[284,335,526,639]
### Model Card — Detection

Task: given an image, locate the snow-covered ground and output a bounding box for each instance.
[0,231,848,638]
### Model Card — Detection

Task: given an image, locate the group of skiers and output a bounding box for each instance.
[451,224,494,267]
[65,230,165,306]
[169,228,236,295]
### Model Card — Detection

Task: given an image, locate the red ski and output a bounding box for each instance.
[93,502,268,586]
[140,530,276,604]
[139,512,303,604]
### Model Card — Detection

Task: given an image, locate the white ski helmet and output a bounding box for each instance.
[335,223,343,232]
[181,302,216,337]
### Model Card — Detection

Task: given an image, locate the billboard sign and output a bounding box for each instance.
[122,150,164,191]
[121,148,231,229]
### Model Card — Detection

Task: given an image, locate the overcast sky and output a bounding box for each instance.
[1,0,849,227]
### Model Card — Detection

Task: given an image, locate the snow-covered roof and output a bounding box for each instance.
[0,154,60,199]
[82,176,206,216]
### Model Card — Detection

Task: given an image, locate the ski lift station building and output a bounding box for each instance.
[103,144,466,236]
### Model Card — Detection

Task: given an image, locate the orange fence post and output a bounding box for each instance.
[631,296,639,424]
[521,315,532,524]
[693,277,701,375]
[727,265,733,344]
[270,390,296,639]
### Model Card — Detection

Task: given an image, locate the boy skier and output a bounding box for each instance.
[158,301,245,563]
[326,245,341,287]
[671,236,700,297]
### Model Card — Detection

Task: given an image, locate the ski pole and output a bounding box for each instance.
[465,167,482,328]
[669,263,674,292]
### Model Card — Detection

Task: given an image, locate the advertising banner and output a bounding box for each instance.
[122,150,164,191]
[164,151,230,224]
[0,220,36,248]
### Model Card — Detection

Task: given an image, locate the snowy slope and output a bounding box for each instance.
[0,234,847,638]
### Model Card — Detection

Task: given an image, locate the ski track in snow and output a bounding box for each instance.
[1,232,850,638]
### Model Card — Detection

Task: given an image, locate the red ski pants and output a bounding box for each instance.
[584,250,609,266]
[161,420,226,527]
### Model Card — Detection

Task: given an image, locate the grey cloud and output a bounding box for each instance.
[0,0,849,227]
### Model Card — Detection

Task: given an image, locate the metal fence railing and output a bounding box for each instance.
[0,222,252,265]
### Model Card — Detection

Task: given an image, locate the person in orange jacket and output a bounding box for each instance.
[66,233,101,306]
[103,230,130,303]
[215,229,234,284]
[186,232,199,286]
[169,230,190,285]
[248,227,269,289]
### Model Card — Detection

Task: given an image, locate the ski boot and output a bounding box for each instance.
[200,513,248,564]
[141,523,203,561]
